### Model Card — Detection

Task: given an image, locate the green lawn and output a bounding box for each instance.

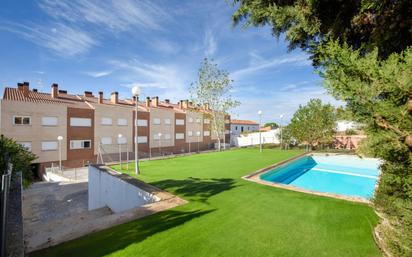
[33,148,381,257]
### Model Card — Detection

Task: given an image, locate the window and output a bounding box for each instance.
[196,118,201,123]
[70,117,91,127]
[70,140,91,149]
[41,116,58,126]
[188,117,193,123]
[137,136,147,144]
[117,137,127,144]
[153,118,161,125]
[101,137,112,145]
[117,118,127,126]
[13,116,31,125]
[176,133,184,140]
[196,131,201,136]
[101,117,112,125]
[225,130,230,134]
[204,131,210,136]
[18,142,32,151]
[225,119,230,124]
[204,119,210,124]
[137,119,148,126]
[188,131,193,136]
[176,119,185,125]
[164,134,171,140]
[164,118,171,125]
[153,134,161,140]
[42,141,58,151]
[235,126,238,130]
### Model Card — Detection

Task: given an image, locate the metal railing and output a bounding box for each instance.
[0,162,12,257]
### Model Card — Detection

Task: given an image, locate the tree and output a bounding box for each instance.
[0,135,37,187]
[263,122,279,129]
[232,0,412,64]
[232,1,412,254]
[288,99,336,149]
[277,125,294,149]
[190,58,240,150]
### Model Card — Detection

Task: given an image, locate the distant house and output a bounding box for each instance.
[230,119,259,136]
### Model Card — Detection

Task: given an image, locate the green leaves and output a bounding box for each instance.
[0,135,37,187]
[288,98,336,148]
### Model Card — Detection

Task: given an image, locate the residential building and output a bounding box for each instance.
[230,119,259,136]
[0,82,230,176]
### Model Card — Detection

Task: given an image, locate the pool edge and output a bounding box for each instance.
[242,152,373,205]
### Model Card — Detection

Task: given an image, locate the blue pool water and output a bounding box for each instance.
[260,155,381,199]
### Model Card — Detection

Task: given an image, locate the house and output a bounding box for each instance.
[0,82,230,176]
[230,119,259,136]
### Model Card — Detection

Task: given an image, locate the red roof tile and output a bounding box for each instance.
[231,119,258,125]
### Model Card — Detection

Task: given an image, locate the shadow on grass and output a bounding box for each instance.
[31,208,214,257]
[151,177,237,202]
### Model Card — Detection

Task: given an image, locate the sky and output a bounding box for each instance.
[0,0,342,124]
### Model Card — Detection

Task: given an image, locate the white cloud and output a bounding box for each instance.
[0,22,97,56]
[38,0,170,32]
[231,54,311,80]
[110,59,191,100]
[231,86,344,124]
[85,70,113,78]
[204,29,217,56]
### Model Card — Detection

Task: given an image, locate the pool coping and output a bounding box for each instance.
[242,152,373,204]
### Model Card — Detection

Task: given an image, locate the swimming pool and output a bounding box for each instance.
[260,154,381,199]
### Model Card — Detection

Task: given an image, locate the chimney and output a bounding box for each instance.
[33,89,38,92]
[165,99,170,104]
[17,83,24,91]
[98,91,103,104]
[22,82,29,97]
[84,91,93,97]
[51,83,58,98]
[182,100,189,109]
[110,92,118,104]
[204,103,209,110]
[178,100,183,109]
[146,97,151,107]
[132,96,139,104]
[152,96,159,107]
[189,101,193,108]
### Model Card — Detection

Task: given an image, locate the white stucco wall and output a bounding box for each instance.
[88,166,159,213]
[232,129,280,147]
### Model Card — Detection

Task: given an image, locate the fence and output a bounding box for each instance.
[96,143,216,166]
[0,162,12,257]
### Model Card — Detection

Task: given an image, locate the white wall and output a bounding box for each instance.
[231,129,280,147]
[336,120,360,132]
[88,166,159,213]
[230,124,259,136]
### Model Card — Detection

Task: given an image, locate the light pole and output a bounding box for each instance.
[158,132,162,156]
[196,131,201,152]
[57,136,63,171]
[132,86,141,175]
[279,114,284,150]
[118,134,123,169]
[258,110,262,152]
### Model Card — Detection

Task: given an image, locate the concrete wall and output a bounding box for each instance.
[232,129,280,147]
[149,107,175,147]
[88,165,158,213]
[0,100,68,163]
[185,110,203,143]
[91,103,133,154]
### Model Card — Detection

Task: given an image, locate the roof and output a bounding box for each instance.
[231,119,258,125]
[2,83,227,116]
[3,87,88,107]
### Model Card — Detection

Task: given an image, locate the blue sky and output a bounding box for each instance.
[0,0,342,124]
